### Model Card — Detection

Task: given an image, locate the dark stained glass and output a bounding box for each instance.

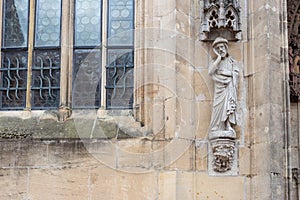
[3,0,29,47]
[72,0,134,109]
[31,50,60,109]
[73,0,102,108]
[288,0,300,73]
[72,49,102,108]
[288,0,300,101]
[0,52,27,109]
[106,0,134,109]
[106,49,133,109]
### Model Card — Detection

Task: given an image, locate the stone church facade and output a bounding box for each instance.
[0,0,299,199]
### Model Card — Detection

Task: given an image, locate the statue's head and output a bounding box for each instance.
[212,37,228,58]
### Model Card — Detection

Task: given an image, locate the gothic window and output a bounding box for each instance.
[72,0,102,108]
[0,0,28,109]
[32,0,62,109]
[0,0,61,110]
[0,0,135,110]
[72,0,134,109]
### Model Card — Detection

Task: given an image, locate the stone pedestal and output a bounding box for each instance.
[208,131,238,176]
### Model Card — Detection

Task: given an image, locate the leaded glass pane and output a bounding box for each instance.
[108,0,134,46]
[75,0,102,46]
[35,0,61,47]
[31,50,60,108]
[0,52,27,109]
[73,49,101,108]
[106,49,133,109]
[3,0,29,47]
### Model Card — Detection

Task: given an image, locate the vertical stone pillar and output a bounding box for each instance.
[58,0,72,121]
[248,0,287,198]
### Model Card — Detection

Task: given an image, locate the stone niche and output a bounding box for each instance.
[200,0,242,41]
[206,36,240,176]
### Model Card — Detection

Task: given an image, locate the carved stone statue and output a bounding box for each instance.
[209,37,239,135]
[208,37,239,174]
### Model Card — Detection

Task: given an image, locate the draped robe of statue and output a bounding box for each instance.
[209,56,239,132]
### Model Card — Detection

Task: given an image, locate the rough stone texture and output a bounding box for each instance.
[167,142,195,171]
[196,173,245,200]
[239,146,251,176]
[91,166,158,200]
[0,139,246,200]
[195,140,208,171]
[29,168,89,200]
[0,169,28,200]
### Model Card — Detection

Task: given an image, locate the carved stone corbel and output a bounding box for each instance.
[209,132,237,175]
[58,106,72,122]
[200,0,242,41]
[212,141,235,172]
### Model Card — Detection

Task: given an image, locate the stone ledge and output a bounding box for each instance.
[0,114,145,140]
[209,130,236,140]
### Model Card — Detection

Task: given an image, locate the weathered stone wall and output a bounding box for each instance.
[0,138,247,200]
[0,0,292,199]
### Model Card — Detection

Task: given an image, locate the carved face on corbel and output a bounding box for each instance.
[212,143,235,173]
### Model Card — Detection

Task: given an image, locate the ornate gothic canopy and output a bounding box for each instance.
[200,0,242,41]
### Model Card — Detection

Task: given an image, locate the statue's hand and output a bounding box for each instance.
[214,53,222,67]
[217,54,222,61]
[213,47,222,59]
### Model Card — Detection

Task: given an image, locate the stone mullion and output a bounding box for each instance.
[100,0,108,109]
[67,0,74,107]
[133,0,145,123]
[60,0,70,108]
[25,0,36,110]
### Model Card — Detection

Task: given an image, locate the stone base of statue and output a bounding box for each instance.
[208,130,238,176]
